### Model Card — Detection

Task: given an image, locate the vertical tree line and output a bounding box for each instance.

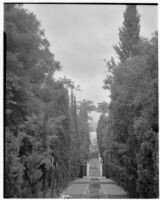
[97,5,158,198]
[4,4,90,198]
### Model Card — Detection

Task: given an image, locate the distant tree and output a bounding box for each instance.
[96,102,109,159]
[96,115,108,158]
[97,101,109,115]
[78,99,96,121]
[114,5,140,63]
[69,90,80,178]
[77,100,96,162]
[59,76,80,91]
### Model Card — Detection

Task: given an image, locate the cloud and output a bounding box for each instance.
[138,5,158,38]
[24,4,157,122]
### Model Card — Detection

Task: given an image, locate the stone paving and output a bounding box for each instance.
[60,177,90,198]
[60,176,128,198]
[60,183,89,198]
[73,177,91,184]
[60,133,128,198]
[100,177,127,198]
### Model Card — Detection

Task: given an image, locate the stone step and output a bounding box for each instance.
[89,172,100,176]
[89,168,100,176]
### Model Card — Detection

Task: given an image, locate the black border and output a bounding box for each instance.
[3,1,158,198]
[3,2,158,5]
[4,32,6,198]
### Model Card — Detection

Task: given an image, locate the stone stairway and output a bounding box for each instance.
[89,158,100,177]
[60,133,128,198]
[89,168,100,177]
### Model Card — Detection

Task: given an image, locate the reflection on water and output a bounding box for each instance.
[87,178,103,198]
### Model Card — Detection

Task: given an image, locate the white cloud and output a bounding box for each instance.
[24,4,157,123]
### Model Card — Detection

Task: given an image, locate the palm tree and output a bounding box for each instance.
[96,101,109,115]
[78,99,96,121]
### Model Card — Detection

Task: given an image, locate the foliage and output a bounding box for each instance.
[77,99,95,162]
[96,114,108,158]
[4,4,90,198]
[114,5,140,63]
[98,5,158,198]
[96,101,109,114]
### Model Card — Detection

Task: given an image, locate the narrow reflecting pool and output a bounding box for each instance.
[87,178,103,198]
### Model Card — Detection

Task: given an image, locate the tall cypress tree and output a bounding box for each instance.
[73,95,78,133]
[114,5,140,63]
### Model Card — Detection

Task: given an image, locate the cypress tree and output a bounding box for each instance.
[114,5,140,63]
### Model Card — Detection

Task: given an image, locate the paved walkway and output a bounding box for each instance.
[60,177,90,198]
[61,133,127,198]
[99,177,127,198]
[60,176,128,198]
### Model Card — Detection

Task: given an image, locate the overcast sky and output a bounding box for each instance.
[24,4,157,122]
